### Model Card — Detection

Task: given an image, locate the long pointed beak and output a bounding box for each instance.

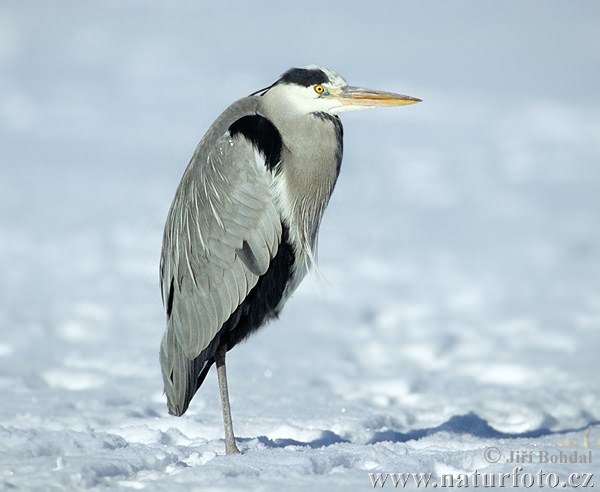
[336,86,422,108]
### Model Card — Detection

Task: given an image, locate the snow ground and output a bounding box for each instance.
[1,2,599,490]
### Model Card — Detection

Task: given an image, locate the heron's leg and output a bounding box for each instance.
[215,344,240,455]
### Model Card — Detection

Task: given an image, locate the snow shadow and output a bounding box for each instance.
[249,413,599,450]
[367,412,600,445]
[254,430,350,449]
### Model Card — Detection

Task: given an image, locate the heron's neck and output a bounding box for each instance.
[269,112,343,270]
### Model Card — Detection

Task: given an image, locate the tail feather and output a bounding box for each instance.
[160,296,245,416]
[160,325,214,416]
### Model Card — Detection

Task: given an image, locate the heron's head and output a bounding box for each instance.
[259,65,421,116]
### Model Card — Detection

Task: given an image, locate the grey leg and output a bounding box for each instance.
[215,344,240,455]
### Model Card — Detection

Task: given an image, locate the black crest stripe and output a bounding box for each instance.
[278,67,328,87]
[229,115,282,171]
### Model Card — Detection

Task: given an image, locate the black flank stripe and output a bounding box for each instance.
[178,225,295,413]
[222,224,295,350]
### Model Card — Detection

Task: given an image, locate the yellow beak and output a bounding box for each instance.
[336,86,422,107]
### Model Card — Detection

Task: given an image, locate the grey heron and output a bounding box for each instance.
[159,66,420,454]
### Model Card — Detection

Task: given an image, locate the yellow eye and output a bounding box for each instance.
[314,85,325,94]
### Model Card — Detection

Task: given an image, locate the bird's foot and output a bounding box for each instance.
[225,441,241,455]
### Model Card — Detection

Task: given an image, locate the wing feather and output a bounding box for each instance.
[160,130,282,414]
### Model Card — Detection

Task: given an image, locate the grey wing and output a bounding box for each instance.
[159,131,281,415]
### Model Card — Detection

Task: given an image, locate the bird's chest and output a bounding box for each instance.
[269,115,342,304]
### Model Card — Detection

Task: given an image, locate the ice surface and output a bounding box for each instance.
[1,1,599,490]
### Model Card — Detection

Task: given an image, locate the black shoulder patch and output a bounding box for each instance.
[278,67,329,87]
[229,115,282,171]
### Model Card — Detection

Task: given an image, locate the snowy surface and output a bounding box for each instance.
[1,1,600,490]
